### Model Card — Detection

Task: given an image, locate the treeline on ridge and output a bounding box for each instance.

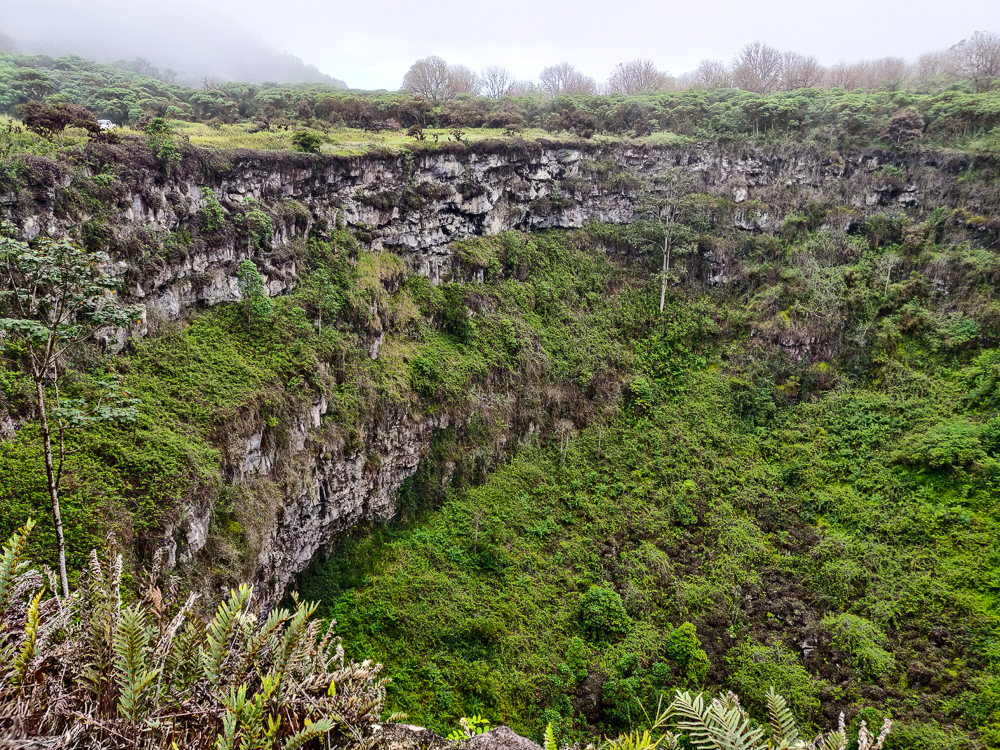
[0,31,999,151]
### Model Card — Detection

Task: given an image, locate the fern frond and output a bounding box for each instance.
[810,713,847,750]
[113,604,160,723]
[0,520,34,624]
[271,599,318,703]
[151,591,197,707]
[87,549,103,583]
[544,722,558,750]
[9,587,43,687]
[856,718,891,750]
[670,690,767,750]
[238,604,290,681]
[765,687,799,744]
[201,584,253,686]
[282,718,334,750]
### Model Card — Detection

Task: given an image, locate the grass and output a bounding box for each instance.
[0,115,690,161]
[169,121,671,155]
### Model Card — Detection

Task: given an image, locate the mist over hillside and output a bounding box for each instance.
[0,0,347,87]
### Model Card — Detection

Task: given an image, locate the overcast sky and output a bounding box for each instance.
[7,0,1000,89]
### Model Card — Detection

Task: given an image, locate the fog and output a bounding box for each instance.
[0,0,346,87]
[3,0,1000,90]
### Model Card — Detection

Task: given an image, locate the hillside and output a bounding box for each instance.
[0,1,347,88]
[0,91,999,749]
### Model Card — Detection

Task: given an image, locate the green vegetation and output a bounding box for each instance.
[0,521,387,749]
[2,52,1000,157]
[0,522,889,748]
[2,89,1000,747]
[287,215,1000,746]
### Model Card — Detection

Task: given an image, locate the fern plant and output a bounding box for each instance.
[447,714,492,740]
[665,688,891,750]
[0,524,388,749]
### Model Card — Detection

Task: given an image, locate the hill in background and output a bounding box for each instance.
[0,0,346,88]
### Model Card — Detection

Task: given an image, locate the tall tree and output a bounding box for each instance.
[869,57,911,90]
[539,63,597,96]
[0,224,140,597]
[687,59,732,89]
[605,59,673,94]
[447,64,480,96]
[637,169,696,312]
[959,30,1000,93]
[732,42,783,94]
[479,65,514,99]
[402,56,452,104]
[780,53,825,90]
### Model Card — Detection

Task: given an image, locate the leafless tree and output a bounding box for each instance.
[539,63,597,96]
[479,65,514,98]
[958,30,1000,92]
[870,57,911,90]
[827,60,867,90]
[402,56,452,103]
[685,59,732,89]
[605,58,673,94]
[732,42,783,94]
[781,52,825,90]
[507,80,540,97]
[448,63,480,96]
[914,50,960,92]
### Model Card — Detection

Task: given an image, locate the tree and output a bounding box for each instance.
[507,80,539,97]
[16,102,99,144]
[732,42,783,94]
[12,70,55,102]
[144,117,182,169]
[870,57,910,90]
[637,168,696,312]
[827,60,867,90]
[402,56,451,104]
[539,63,597,96]
[447,64,479,96]
[780,52,824,90]
[914,50,960,92]
[0,224,140,598]
[959,30,1000,93]
[605,59,673,94]
[687,59,732,89]
[236,259,273,327]
[479,65,514,99]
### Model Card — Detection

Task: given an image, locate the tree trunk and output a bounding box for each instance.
[35,376,69,598]
[659,235,670,313]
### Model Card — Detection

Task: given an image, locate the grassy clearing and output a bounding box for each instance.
[169,121,658,155]
[0,114,688,161]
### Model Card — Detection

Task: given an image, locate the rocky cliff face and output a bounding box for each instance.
[3,140,988,323]
[3,138,992,603]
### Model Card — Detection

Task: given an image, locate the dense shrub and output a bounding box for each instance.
[664,623,710,686]
[726,642,820,722]
[892,418,989,470]
[823,613,896,680]
[580,586,632,641]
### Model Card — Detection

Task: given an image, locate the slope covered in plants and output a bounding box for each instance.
[296,217,1000,749]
